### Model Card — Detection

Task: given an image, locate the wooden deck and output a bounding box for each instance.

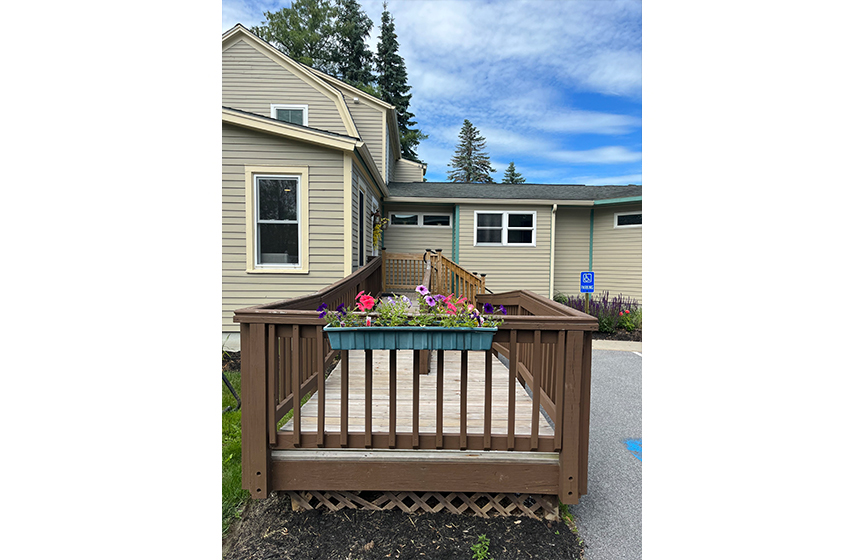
[280,349,554,437]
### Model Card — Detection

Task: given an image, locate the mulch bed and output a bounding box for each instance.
[223,493,584,560]
[592,328,641,342]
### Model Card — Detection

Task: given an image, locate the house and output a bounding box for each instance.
[222,24,641,350]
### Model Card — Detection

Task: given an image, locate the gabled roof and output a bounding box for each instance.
[385,183,641,205]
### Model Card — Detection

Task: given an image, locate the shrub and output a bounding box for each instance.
[559,291,640,332]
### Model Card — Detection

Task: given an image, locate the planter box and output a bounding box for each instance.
[323,326,497,351]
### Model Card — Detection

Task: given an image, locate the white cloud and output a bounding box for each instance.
[548,146,642,164]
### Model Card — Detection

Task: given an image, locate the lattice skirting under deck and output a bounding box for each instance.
[286,491,560,521]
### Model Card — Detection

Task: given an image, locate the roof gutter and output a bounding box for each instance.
[593,196,642,206]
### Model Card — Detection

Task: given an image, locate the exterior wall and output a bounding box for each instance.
[333,88,386,178]
[351,165,381,271]
[381,203,454,259]
[222,123,347,332]
[457,204,553,298]
[591,203,642,303]
[552,207,592,298]
[393,159,425,182]
[222,37,349,136]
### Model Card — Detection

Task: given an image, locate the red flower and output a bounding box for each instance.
[625,310,630,314]
[355,291,376,312]
[619,312,624,316]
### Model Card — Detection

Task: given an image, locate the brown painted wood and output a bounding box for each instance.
[317,327,325,447]
[389,350,397,449]
[484,350,492,450]
[365,350,373,448]
[292,324,301,447]
[268,325,277,446]
[413,350,420,448]
[554,331,566,452]
[559,330,583,504]
[340,350,348,448]
[460,351,468,450]
[436,349,444,449]
[508,329,517,451]
[240,323,269,499]
[579,332,593,497]
[270,458,559,494]
[274,432,557,452]
[531,330,541,450]
[274,373,318,421]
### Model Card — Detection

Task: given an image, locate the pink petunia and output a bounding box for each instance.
[357,294,376,312]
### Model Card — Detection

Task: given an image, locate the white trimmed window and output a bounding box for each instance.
[614,211,642,228]
[254,175,301,267]
[474,211,536,246]
[270,104,309,126]
[388,212,451,227]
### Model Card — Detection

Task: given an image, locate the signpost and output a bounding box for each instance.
[580,272,594,313]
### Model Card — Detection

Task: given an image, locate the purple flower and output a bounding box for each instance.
[499,305,507,315]
[336,303,346,316]
[317,303,328,318]
[483,302,494,314]
[415,285,429,296]
[424,295,436,307]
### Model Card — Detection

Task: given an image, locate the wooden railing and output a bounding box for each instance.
[381,249,486,304]
[235,260,597,504]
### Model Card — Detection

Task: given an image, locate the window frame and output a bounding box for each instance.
[244,166,310,274]
[613,211,642,229]
[387,212,452,228]
[473,210,537,247]
[270,104,309,127]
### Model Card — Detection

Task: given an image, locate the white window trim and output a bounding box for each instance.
[388,212,452,228]
[473,210,537,247]
[270,104,309,127]
[244,166,310,274]
[613,211,642,229]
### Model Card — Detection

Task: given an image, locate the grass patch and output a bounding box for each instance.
[559,502,585,547]
[222,370,247,533]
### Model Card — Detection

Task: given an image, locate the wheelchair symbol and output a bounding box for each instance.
[582,272,593,284]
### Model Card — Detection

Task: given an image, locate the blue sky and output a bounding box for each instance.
[223,0,642,185]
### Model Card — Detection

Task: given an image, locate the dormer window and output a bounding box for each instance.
[270,104,308,126]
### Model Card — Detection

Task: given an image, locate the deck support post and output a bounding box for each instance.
[558,330,583,504]
[241,322,271,499]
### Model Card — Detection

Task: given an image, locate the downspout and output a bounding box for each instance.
[549,204,557,298]
[589,208,594,271]
[452,205,460,263]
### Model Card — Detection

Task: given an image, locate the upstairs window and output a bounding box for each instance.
[255,175,300,267]
[270,104,308,126]
[474,211,536,246]
[614,211,642,228]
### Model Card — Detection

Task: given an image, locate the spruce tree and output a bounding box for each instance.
[502,161,526,184]
[447,120,496,183]
[333,0,375,88]
[375,2,426,162]
[252,0,339,74]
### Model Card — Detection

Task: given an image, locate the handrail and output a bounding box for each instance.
[430,251,485,304]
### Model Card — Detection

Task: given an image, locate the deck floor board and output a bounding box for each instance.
[280,350,554,436]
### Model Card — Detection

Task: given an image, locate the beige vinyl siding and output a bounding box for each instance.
[334,88,386,178]
[381,204,454,259]
[351,167,380,271]
[591,203,642,303]
[552,207,592,298]
[222,123,347,331]
[222,37,349,136]
[458,204,552,298]
[393,159,425,182]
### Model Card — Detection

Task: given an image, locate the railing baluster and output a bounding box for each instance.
[413,350,420,448]
[436,349,444,449]
[340,350,348,448]
[317,328,325,447]
[554,331,565,451]
[484,350,492,450]
[460,351,468,450]
[389,350,397,449]
[531,330,542,450]
[268,325,276,445]
[292,324,301,447]
[508,329,517,450]
[365,350,373,448]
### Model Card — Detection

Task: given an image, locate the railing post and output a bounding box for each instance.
[380,249,388,292]
[559,329,583,504]
[241,322,270,499]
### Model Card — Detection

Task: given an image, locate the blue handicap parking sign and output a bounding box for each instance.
[580,272,594,293]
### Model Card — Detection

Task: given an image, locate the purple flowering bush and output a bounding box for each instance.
[554,291,641,333]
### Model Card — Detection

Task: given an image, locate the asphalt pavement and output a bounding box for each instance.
[571,348,642,560]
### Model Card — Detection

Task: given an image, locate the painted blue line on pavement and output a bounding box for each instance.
[623,438,642,461]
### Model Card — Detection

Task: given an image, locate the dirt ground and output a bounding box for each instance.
[223,493,585,560]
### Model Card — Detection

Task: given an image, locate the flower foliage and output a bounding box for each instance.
[555,290,641,333]
[317,285,505,328]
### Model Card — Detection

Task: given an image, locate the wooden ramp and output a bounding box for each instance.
[281,350,554,436]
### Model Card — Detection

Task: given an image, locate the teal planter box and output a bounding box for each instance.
[323,326,497,351]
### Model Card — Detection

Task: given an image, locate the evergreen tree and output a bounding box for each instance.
[333,0,375,88]
[447,120,496,183]
[252,0,339,74]
[502,161,526,184]
[375,2,426,162]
